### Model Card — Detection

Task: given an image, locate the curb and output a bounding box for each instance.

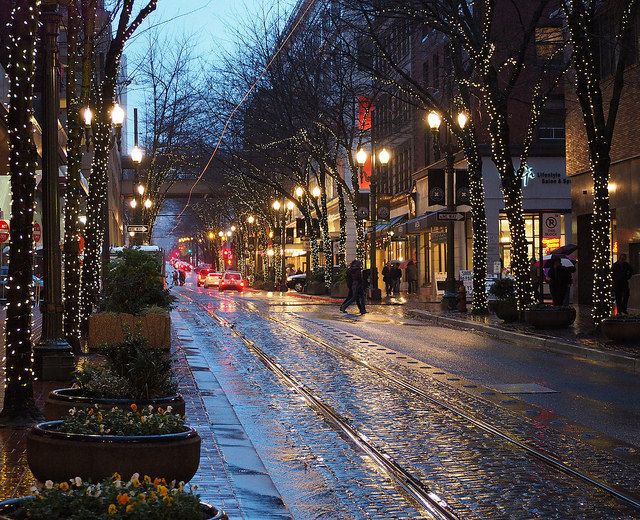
[407,309,640,373]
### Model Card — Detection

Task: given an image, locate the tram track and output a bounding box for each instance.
[183,287,640,517]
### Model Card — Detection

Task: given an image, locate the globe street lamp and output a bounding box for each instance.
[111,103,125,151]
[428,110,468,310]
[311,186,321,198]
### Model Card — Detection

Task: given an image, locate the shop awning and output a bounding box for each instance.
[368,214,407,236]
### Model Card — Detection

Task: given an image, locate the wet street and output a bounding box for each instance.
[173,276,640,519]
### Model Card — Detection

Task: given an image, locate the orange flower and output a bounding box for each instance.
[157,485,168,496]
[58,482,69,492]
[117,493,129,506]
[126,504,135,513]
[87,408,94,415]
[130,403,138,413]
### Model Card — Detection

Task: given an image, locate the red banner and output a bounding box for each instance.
[357,96,374,131]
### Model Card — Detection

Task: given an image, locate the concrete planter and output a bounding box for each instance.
[494,300,519,322]
[330,281,349,298]
[601,318,640,343]
[88,312,171,350]
[27,421,201,484]
[525,306,576,329]
[0,497,227,519]
[305,281,327,295]
[44,388,185,421]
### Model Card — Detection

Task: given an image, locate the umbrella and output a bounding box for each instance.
[534,255,576,268]
[550,243,578,256]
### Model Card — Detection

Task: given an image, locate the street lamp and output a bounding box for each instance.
[286,200,295,211]
[295,186,304,198]
[130,199,137,209]
[230,225,237,232]
[208,231,215,240]
[111,103,125,151]
[311,186,321,198]
[144,198,152,209]
[130,145,143,164]
[272,200,282,211]
[428,110,468,310]
[247,215,255,224]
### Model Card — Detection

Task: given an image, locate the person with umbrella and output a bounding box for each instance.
[547,255,575,306]
[612,254,633,314]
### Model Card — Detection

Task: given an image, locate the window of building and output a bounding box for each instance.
[538,127,565,140]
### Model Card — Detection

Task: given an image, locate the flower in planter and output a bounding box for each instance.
[11,474,204,519]
[59,405,186,437]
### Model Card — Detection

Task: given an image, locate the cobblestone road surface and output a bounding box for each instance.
[178,285,640,519]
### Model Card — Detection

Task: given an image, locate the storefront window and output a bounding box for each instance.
[498,213,567,268]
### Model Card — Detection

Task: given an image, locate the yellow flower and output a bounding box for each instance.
[131,478,140,488]
[126,504,135,513]
[163,495,174,505]
[112,472,121,481]
[143,475,151,484]
[108,504,117,515]
[117,493,129,505]
[96,412,103,422]
[157,485,168,496]
[58,482,69,492]
[140,415,146,423]
[130,403,138,413]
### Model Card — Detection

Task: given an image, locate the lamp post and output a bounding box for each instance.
[247,215,259,277]
[34,1,74,380]
[428,110,468,310]
[356,146,390,301]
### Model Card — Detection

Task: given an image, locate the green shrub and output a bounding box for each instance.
[75,336,176,400]
[102,249,175,315]
[489,278,516,301]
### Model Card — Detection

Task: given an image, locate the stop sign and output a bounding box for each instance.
[33,222,41,243]
[0,220,9,243]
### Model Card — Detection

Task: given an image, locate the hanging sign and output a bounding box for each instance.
[428,169,445,206]
[33,222,41,243]
[455,169,470,205]
[0,220,9,243]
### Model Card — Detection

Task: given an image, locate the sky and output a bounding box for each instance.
[122,0,297,250]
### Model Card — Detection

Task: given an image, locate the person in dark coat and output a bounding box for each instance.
[357,269,369,314]
[382,262,392,297]
[406,260,418,294]
[391,263,402,296]
[612,254,633,314]
[547,257,574,306]
[178,269,186,286]
[340,260,362,313]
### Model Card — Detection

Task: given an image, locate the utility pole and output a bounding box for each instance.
[34,1,74,381]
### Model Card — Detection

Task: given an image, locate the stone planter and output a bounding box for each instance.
[0,497,227,519]
[494,300,519,322]
[88,312,171,350]
[27,421,201,484]
[44,388,186,421]
[305,281,327,295]
[601,318,640,343]
[488,299,499,314]
[330,281,349,298]
[525,306,576,329]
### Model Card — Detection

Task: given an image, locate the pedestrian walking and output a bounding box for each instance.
[172,270,179,286]
[391,262,402,296]
[178,269,186,286]
[406,260,418,294]
[547,256,574,306]
[612,254,633,314]
[358,268,369,314]
[340,260,362,313]
[530,257,540,300]
[382,262,392,297]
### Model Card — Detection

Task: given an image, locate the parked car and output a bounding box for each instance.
[219,271,244,292]
[204,272,222,288]
[197,268,212,287]
[287,273,306,292]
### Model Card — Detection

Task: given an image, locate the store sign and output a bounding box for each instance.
[460,270,474,301]
[435,272,447,295]
[428,169,445,205]
[522,166,571,188]
[542,213,561,239]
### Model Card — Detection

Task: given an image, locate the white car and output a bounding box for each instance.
[204,272,222,288]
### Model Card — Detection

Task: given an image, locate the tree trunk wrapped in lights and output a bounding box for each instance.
[80,0,158,331]
[337,185,347,267]
[1,0,41,421]
[63,0,96,352]
[562,0,639,326]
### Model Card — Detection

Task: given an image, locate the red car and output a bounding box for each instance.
[219,272,244,292]
[197,268,212,287]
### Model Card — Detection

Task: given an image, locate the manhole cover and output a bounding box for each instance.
[491,383,556,394]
